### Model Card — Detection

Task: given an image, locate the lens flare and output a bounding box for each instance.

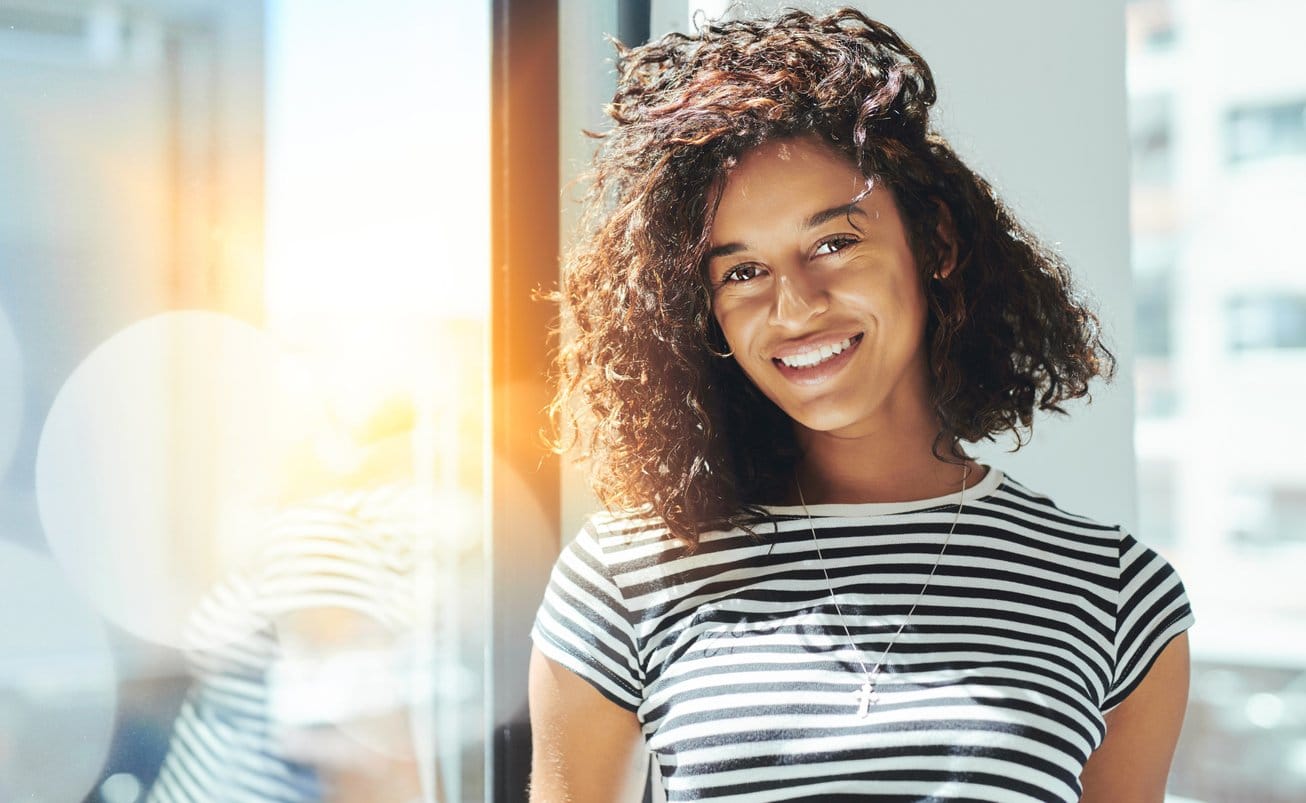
[35,311,329,647]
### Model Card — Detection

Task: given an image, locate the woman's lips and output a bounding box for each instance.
[771,333,863,385]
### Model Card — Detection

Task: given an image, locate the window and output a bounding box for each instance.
[0,2,495,800]
[1130,95,1175,185]
[1230,484,1306,549]
[1227,294,1306,351]
[1126,0,1178,52]
[1226,99,1306,164]
[1132,241,1178,417]
[1135,266,1174,356]
[1130,3,1306,800]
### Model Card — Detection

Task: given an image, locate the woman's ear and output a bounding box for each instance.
[932,199,959,280]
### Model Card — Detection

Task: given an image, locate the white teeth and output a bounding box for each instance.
[778,336,855,369]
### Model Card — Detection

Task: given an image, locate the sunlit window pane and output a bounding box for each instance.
[1129,0,1306,799]
[0,1,490,800]
[1227,100,1306,164]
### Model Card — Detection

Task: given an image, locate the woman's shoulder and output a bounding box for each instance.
[579,508,675,552]
[569,506,775,581]
[562,508,680,577]
[979,470,1125,538]
[586,506,667,536]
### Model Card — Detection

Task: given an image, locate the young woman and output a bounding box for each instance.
[530,9,1193,802]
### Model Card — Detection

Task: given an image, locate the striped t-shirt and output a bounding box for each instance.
[148,485,417,803]
[531,468,1195,802]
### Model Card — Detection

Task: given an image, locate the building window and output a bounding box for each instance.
[1227,294,1306,351]
[1230,485,1306,548]
[1226,99,1306,164]
[1130,95,1175,185]
[1126,0,1177,52]
[1135,267,1174,356]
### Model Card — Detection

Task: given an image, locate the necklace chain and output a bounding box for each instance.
[796,465,970,715]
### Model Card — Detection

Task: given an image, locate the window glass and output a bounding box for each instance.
[1227,294,1306,351]
[0,1,489,800]
[1227,100,1306,164]
[1128,1,1306,799]
[1131,94,1176,185]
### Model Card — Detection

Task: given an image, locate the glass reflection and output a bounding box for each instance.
[0,0,488,800]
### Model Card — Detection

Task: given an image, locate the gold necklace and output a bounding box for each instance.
[796,465,969,718]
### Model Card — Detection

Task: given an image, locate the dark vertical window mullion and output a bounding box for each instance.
[618,0,651,50]
[490,0,560,800]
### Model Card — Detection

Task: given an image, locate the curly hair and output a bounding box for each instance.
[550,7,1115,545]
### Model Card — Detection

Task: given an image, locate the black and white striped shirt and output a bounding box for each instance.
[148,486,417,803]
[532,468,1194,802]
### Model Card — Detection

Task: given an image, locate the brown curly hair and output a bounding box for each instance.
[550,7,1115,545]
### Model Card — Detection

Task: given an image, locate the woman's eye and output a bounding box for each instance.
[722,264,762,283]
[814,236,858,257]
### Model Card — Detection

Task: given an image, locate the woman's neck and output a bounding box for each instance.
[791,424,978,505]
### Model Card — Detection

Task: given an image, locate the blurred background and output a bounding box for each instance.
[1127,1,1306,801]
[0,0,1300,802]
[0,1,492,801]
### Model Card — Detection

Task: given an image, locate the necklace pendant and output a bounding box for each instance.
[852,680,877,717]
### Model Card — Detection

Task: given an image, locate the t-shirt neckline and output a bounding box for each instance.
[761,465,1004,518]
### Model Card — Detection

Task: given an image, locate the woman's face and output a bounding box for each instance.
[707,135,933,439]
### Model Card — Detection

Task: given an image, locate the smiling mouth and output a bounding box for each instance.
[772,333,864,370]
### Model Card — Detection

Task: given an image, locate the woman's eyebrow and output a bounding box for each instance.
[804,202,867,230]
[706,203,868,262]
[705,242,745,262]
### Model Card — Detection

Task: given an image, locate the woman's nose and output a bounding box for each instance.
[769,271,829,328]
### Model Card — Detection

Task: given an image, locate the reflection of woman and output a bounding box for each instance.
[148,485,425,803]
[530,9,1193,802]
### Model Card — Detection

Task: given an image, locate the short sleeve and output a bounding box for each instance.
[1102,530,1195,712]
[531,522,644,712]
